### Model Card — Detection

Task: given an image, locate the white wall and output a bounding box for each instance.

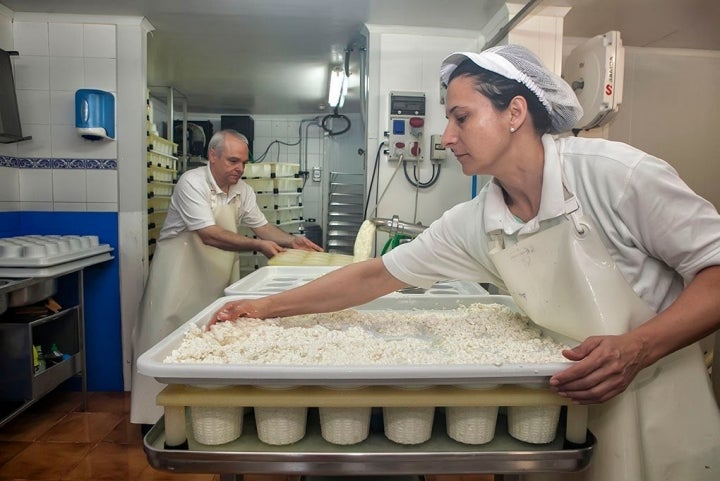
[363,25,482,238]
[0,13,152,214]
[605,47,720,210]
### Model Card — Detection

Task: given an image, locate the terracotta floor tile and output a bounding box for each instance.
[38,412,124,443]
[0,409,67,442]
[33,390,84,414]
[103,413,144,445]
[62,442,141,481]
[0,441,91,479]
[0,440,30,465]
[84,392,131,414]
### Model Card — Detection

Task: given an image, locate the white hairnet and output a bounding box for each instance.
[440,44,582,134]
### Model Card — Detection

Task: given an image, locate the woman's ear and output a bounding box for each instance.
[508,95,528,131]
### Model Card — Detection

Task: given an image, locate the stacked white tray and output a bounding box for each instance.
[225,266,489,297]
[0,235,114,277]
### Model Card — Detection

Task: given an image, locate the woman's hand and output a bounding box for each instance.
[206,300,265,330]
[549,333,651,404]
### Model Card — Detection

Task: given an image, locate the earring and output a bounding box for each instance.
[510,127,516,133]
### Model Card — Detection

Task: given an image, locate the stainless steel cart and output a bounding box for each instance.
[143,385,594,481]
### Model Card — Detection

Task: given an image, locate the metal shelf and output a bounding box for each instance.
[326,171,365,255]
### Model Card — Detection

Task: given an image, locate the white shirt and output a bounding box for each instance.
[159,165,268,240]
[383,135,720,312]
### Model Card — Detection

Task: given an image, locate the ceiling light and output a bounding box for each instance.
[328,67,347,109]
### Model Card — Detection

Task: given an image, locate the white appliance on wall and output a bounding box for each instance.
[563,31,625,131]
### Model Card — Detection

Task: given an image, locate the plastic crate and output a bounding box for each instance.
[274,177,302,193]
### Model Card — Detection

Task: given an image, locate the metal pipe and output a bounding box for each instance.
[483,0,544,49]
[370,215,427,238]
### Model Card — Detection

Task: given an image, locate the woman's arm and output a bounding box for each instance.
[550,264,720,403]
[208,258,408,326]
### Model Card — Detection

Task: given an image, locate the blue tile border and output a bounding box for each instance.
[0,156,117,170]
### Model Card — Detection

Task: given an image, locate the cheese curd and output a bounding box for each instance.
[164,303,570,365]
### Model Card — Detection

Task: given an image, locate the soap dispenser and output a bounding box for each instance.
[75,89,115,140]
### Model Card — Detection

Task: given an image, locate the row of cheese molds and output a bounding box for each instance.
[190,404,561,447]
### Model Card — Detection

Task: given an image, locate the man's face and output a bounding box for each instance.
[208,136,249,191]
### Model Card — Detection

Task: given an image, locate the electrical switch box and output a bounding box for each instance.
[388,92,425,162]
[430,134,446,161]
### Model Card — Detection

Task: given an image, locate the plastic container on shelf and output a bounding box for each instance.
[270,162,300,178]
[274,177,302,193]
[243,163,272,178]
[245,178,275,193]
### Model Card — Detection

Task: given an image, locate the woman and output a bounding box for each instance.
[212,45,720,480]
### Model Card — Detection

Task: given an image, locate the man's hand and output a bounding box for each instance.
[256,239,286,258]
[291,235,323,252]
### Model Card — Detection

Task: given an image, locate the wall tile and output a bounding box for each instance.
[0,201,20,211]
[19,169,53,202]
[13,22,49,56]
[306,137,321,155]
[49,23,83,57]
[286,121,301,143]
[254,119,271,138]
[253,137,271,160]
[86,169,117,203]
[53,202,87,212]
[19,201,53,211]
[0,166,19,201]
[13,56,50,90]
[50,90,75,125]
[0,141,18,156]
[84,24,116,58]
[84,58,116,91]
[271,120,287,138]
[52,169,86,202]
[50,124,117,159]
[50,56,84,91]
[86,202,118,212]
[16,124,52,157]
[16,89,51,124]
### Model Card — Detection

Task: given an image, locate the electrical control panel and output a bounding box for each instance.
[388,92,425,162]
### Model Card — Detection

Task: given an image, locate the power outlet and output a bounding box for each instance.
[312,166,322,182]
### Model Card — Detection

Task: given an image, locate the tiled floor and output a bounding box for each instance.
[0,389,493,481]
[0,390,220,481]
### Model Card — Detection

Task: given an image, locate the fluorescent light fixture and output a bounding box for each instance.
[328,67,347,108]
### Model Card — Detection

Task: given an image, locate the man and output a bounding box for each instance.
[130,129,321,426]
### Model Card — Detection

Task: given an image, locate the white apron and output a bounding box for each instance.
[130,182,240,424]
[489,182,720,481]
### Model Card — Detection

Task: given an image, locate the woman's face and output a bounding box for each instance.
[442,75,511,177]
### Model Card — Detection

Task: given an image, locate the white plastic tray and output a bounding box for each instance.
[137,294,573,387]
[225,266,489,297]
[0,234,112,267]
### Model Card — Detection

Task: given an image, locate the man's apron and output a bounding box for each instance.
[130,185,240,425]
[489,181,720,480]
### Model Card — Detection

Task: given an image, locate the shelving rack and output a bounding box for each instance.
[326,172,365,254]
[145,94,178,261]
[237,162,304,278]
